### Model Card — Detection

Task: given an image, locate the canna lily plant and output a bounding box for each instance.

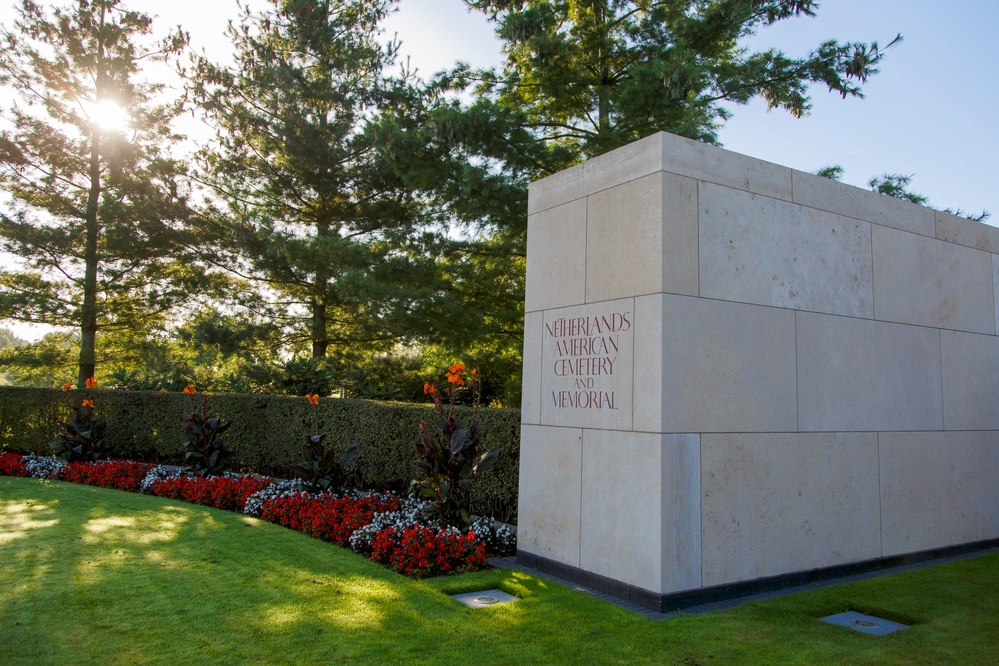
[181,384,234,477]
[413,363,500,529]
[51,377,108,462]
[289,393,359,493]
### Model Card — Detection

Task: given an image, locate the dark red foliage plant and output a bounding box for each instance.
[415,363,500,529]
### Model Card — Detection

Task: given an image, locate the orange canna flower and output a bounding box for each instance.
[306,393,319,406]
[446,362,467,385]
[81,399,95,409]
[183,384,196,395]
[423,382,436,395]
[61,381,73,392]
[471,368,479,377]
[85,377,97,389]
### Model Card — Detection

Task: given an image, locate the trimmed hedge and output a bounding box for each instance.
[0,387,522,523]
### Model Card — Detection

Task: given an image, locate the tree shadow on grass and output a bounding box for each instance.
[0,477,551,663]
[1,477,684,663]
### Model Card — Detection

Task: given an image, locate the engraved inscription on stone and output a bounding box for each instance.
[540,298,634,429]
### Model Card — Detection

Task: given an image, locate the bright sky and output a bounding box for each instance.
[1,0,997,340]
[717,0,999,222]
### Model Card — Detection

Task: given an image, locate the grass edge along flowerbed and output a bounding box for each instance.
[0,452,510,579]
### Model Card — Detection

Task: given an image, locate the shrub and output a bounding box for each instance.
[0,452,27,477]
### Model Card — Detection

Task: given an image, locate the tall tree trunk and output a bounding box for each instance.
[79,14,107,387]
[79,131,100,386]
[596,0,611,143]
[311,218,330,358]
[597,81,610,140]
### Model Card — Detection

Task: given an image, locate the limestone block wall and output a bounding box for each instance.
[519,131,999,601]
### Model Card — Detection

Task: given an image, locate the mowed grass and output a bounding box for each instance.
[2,477,998,665]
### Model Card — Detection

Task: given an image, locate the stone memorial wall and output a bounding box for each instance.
[518,131,999,611]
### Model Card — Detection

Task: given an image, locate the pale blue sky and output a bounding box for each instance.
[717,0,999,222]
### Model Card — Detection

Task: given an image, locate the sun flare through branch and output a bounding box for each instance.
[84,98,131,133]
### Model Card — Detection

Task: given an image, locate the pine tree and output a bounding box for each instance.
[463,0,900,160]
[189,0,430,364]
[0,0,194,386]
[381,0,901,401]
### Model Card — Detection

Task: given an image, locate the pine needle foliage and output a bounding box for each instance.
[188,0,437,361]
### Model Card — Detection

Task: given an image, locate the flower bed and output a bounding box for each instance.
[0,453,514,579]
[0,451,27,477]
[371,524,486,578]
[150,475,273,513]
[261,492,402,546]
[60,460,153,492]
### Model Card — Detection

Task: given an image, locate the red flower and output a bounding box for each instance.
[59,460,153,491]
[369,524,487,578]
[151,475,273,512]
[0,452,27,477]
[260,493,402,546]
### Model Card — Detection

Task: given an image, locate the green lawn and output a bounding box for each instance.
[2,476,997,665]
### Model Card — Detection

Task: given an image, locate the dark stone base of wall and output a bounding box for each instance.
[517,538,999,613]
